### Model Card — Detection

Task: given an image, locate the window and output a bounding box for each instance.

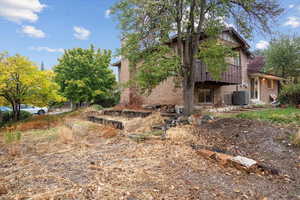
[250,78,259,99]
[198,89,213,103]
[267,79,274,89]
[234,53,241,66]
[220,33,236,43]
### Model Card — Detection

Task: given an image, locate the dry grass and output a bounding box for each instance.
[125,112,165,134]
[58,126,74,144]
[291,130,300,147]
[113,104,146,111]
[166,125,198,144]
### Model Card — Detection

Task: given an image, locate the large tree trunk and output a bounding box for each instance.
[183,74,195,115]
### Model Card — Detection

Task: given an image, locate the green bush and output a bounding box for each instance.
[0,111,32,126]
[278,83,300,105]
[91,104,103,111]
[94,91,120,108]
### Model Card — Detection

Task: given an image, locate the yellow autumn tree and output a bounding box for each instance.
[0,53,63,120]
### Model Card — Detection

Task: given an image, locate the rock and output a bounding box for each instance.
[176,116,189,125]
[201,115,214,123]
[257,164,280,175]
[188,114,202,126]
[0,184,8,195]
[229,156,257,171]
[128,134,147,142]
[196,149,216,159]
[214,153,233,166]
[175,105,184,114]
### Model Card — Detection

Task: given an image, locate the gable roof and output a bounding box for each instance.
[112,27,252,66]
[248,56,284,79]
[248,56,265,73]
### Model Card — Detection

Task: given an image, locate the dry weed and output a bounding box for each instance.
[4,131,22,156]
[16,120,52,131]
[166,125,198,144]
[125,112,165,134]
[101,127,118,138]
[57,126,74,144]
[291,130,300,147]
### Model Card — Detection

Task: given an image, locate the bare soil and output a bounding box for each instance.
[0,116,299,200]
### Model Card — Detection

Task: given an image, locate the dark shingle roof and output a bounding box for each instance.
[247,56,265,73]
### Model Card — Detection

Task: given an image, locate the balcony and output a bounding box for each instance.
[195,61,242,85]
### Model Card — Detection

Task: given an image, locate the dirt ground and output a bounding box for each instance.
[0,115,300,200]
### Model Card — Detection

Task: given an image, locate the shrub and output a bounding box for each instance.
[91,104,103,111]
[0,111,32,126]
[4,131,22,144]
[93,91,120,108]
[4,131,22,156]
[278,83,300,105]
[291,130,300,147]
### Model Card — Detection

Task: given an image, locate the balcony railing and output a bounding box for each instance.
[195,61,242,85]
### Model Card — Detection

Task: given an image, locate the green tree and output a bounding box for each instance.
[0,53,63,120]
[264,35,300,80]
[54,45,117,108]
[111,0,283,115]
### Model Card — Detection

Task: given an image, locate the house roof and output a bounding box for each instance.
[247,56,265,73]
[247,56,284,80]
[112,28,252,67]
[111,60,121,67]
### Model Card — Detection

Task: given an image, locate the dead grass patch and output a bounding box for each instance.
[57,126,74,144]
[166,125,198,144]
[113,104,146,111]
[101,127,118,138]
[125,112,165,134]
[291,130,300,147]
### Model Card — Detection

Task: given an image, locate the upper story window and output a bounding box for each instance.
[220,33,236,43]
[234,53,241,66]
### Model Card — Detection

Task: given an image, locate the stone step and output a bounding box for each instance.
[103,109,152,118]
[87,116,124,130]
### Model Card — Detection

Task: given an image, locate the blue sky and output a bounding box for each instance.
[0,0,299,70]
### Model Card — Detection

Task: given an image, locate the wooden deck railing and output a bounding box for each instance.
[194,61,242,84]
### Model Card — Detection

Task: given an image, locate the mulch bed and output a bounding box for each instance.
[0,117,300,199]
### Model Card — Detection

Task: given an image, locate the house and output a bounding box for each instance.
[113,28,283,107]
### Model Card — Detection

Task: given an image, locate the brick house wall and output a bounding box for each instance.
[117,29,280,106]
[218,49,251,105]
[259,78,279,103]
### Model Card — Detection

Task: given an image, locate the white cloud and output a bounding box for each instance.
[30,46,64,53]
[0,0,46,23]
[289,4,295,8]
[255,40,269,50]
[21,25,45,38]
[283,17,300,28]
[105,9,111,18]
[73,26,91,40]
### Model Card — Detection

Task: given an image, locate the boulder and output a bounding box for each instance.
[188,114,202,126]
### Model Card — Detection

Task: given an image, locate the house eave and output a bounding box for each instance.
[249,72,284,81]
[111,61,121,67]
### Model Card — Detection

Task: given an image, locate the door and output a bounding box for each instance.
[250,78,259,100]
[197,88,213,104]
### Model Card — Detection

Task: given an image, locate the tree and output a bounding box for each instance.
[41,61,45,71]
[0,53,62,121]
[54,45,117,108]
[263,35,300,81]
[111,0,283,115]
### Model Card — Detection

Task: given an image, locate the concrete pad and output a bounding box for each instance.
[230,156,257,169]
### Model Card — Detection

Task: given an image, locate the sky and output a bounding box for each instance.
[0,0,299,70]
